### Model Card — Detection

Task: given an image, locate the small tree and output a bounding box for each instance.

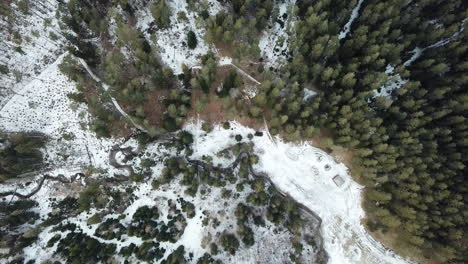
[151,0,172,29]
[187,31,197,49]
[220,232,240,255]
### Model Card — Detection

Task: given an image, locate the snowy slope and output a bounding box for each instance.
[0,53,126,177]
[0,0,66,110]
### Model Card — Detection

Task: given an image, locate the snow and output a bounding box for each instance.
[403,18,467,67]
[135,0,221,74]
[0,53,127,178]
[218,56,233,66]
[403,47,424,67]
[374,65,407,98]
[259,0,297,68]
[304,88,318,102]
[339,0,365,40]
[185,121,414,264]
[0,0,66,110]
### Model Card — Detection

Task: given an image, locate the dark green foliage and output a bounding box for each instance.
[0,64,9,75]
[180,199,196,218]
[120,243,137,257]
[128,205,186,242]
[94,218,126,240]
[0,200,39,229]
[132,205,160,222]
[191,52,218,94]
[135,241,166,262]
[197,253,216,264]
[238,224,254,246]
[55,232,116,264]
[17,0,30,14]
[47,234,61,248]
[140,158,157,169]
[77,182,101,212]
[220,232,240,255]
[217,70,243,97]
[151,0,172,29]
[0,132,47,180]
[205,1,273,57]
[187,30,197,49]
[161,245,186,264]
[246,191,269,206]
[210,243,218,255]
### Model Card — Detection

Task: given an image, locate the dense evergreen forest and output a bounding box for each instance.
[288,1,468,262]
[1,0,466,263]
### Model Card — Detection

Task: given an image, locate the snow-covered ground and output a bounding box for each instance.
[186,121,414,264]
[0,0,66,109]
[135,0,223,74]
[259,0,297,68]
[0,53,127,178]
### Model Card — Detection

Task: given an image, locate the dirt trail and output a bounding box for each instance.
[78,58,148,133]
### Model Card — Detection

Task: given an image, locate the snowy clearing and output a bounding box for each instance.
[135,0,224,74]
[259,0,297,68]
[185,121,414,264]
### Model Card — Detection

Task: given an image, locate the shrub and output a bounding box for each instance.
[220,233,240,255]
[77,182,101,211]
[187,30,197,49]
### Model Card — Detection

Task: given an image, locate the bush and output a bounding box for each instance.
[136,242,166,262]
[0,132,47,180]
[187,31,197,49]
[77,182,101,211]
[151,0,172,28]
[55,232,116,263]
[161,245,185,264]
[0,64,9,75]
[220,233,240,255]
[202,122,213,133]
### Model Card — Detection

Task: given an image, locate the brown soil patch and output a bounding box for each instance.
[143,88,168,127]
[214,42,265,83]
[187,89,262,130]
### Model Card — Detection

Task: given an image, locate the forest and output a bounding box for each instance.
[0,0,466,263]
